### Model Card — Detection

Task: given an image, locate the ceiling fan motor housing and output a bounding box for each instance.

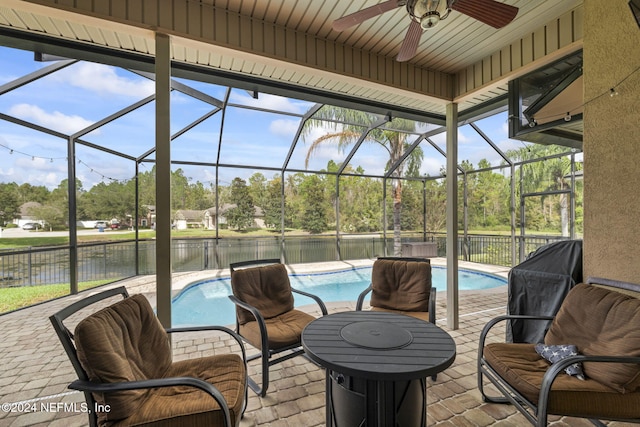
[409,0,443,29]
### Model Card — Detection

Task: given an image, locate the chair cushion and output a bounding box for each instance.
[484,343,640,419]
[75,294,172,423]
[370,259,432,312]
[369,306,431,322]
[544,283,640,393]
[231,263,294,325]
[238,309,314,350]
[113,354,246,427]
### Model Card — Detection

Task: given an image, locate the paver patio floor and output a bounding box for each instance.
[0,260,636,426]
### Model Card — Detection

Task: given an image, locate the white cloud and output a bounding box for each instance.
[54,62,154,98]
[269,119,299,138]
[9,103,96,135]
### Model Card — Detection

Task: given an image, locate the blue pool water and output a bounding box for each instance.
[172,266,506,327]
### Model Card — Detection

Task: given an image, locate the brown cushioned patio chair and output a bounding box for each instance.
[50,286,247,427]
[356,257,436,324]
[228,259,328,396]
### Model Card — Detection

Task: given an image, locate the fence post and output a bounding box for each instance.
[204,240,209,270]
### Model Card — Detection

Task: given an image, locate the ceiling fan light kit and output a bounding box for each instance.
[409,0,451,29]
[332,0,519,62]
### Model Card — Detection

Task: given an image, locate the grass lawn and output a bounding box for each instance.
[0,280,112,313]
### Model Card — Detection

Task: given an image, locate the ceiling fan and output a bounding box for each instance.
[332,0,519,62]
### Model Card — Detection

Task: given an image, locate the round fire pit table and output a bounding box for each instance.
[302,311,456,427]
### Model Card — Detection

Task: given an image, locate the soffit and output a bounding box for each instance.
[2,0,582,120]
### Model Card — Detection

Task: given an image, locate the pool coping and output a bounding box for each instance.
[168,257,510,295]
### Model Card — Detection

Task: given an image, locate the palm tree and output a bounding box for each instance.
[302,107,423,255]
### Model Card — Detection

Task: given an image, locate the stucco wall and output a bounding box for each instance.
[583,0,640,281]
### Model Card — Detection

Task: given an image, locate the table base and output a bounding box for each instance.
[327,371,426,427]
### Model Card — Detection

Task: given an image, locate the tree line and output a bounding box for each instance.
[0,145,582,235]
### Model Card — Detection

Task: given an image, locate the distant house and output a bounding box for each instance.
[202,204,265,229]
[173,209,205,230]
[141,205,155,228]
[14,202,43,228]
[203,204,234,229]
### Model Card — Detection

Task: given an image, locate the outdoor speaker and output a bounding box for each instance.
[631,0,640,29]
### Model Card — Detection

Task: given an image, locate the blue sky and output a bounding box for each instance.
[0,44,544,191]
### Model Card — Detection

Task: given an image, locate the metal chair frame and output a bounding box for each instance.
[477,277,640,427]
[228,259,327,396]
[355,257,436,325]
[50,286,248,427]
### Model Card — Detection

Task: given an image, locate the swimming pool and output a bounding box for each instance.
[172,266,506,327]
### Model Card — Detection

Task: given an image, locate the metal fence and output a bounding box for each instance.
[0,234,570,289]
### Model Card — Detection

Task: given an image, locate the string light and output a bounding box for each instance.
[0,142,135,184]
[519,62,640,124]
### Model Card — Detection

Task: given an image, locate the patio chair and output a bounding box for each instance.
[356,257,436,324]
[50,286,247,427]
[228,259,328,396]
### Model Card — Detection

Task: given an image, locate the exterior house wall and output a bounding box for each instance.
[582,0,640,281]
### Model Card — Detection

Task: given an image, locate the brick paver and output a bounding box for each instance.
[1,261,636,426]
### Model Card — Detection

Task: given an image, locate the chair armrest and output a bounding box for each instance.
[292,288,328,315]
[538,355,640,415]
[355,285,372,311]
[428,287,437,324]
[166,325,247,363]
[478,315,555,357]
[228,295,269,352]
[68,376,232,427]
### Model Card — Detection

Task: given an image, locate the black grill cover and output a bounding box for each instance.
[506,240,583,343]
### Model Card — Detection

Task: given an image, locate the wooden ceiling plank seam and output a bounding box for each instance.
[158,0,173,30]
[29,14,55,34]
[285,27,297,62]
[114,31,135,51]
[201,2,214,40]
[313,37,325,70]
[51,16,76,39]
[215,9,230,47]
[101,28,122,49]
[482,57,491,89]
[522,33,534,67]
[500,45,511,76]
[86,26,107,46]
[511,38,522,70]
[547,19,560,54]
[127,0,144,22]
[251,19,263,53]
[473,63,484,87]
[491,51,500,83]
[173,44,186,61]
[262,20,275,56]
[573,7,583,42]
[533,26,546,61]
[0,11,11,26]
[179,1,196,37]
[111,0,127,21]
[141,0,160,29]
[558,11,574,47]
[92,0,110,16]
[297,32,307,65]
[68,22,92,42]
[14,10,44,32]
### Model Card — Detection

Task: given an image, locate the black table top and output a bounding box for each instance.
[302,311,456,381]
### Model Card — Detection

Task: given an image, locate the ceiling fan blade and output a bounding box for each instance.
[451,0,518,28]
[332,0,403,32]
[396,20,423,62]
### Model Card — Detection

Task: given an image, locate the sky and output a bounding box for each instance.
[0,44,552,192]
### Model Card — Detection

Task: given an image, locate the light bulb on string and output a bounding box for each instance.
[564,112,572,122]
